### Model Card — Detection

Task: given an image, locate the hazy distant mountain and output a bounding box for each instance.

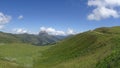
[0,31,67,46]
[35,31,66,45]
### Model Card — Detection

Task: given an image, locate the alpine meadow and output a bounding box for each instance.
[0,0,120,68]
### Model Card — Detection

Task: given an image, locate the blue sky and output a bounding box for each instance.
[0,0,120,35]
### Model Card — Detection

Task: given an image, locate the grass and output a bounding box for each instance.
[1,26,120,68]
[0,43,51,68]
[34,26,120,68]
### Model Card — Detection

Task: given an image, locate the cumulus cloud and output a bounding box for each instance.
[40,27,66,35]
[88,0,120,20]
[13,28,29,34]
[0,12,11,29]
[40,27,76,35]
[18,15,23,19]
[0,12,11,24]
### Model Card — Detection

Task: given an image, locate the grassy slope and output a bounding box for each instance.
[0,43,51,68]
[34,26,120,68]
[0,32,20,43]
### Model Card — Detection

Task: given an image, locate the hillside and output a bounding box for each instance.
[34,26,120,68]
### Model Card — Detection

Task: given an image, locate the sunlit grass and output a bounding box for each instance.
[0,43,51,68]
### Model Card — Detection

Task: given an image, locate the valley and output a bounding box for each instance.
[1,26,120,68]
[0,43,51,68]
[1,0,119,68]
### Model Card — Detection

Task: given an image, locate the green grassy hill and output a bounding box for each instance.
[0,32,20,43]
[34,26,120,68]
[0,26,120,68]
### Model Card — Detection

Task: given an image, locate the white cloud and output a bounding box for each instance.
[40,27,66,35]
[40,27,76,35]
[12,27,77,35]
[55,31,66,36]
[88,0,120,20]
[0,25,4,29]
[88,7,119,20]
[0,12,11,24]
[18,15,23,19]
[13,28,28,34]
[0,12,11,29]
[67,28,76,35]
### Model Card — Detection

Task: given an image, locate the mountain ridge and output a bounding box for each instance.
[0,31,67,45]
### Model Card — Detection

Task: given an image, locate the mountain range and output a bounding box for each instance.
[0,31,66,45]
[0,26,120,68]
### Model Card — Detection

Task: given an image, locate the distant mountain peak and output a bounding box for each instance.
[39,31,49,36]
